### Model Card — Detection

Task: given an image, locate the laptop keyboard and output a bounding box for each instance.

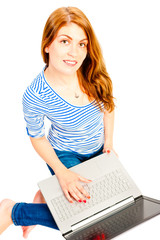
[51,169,131,222]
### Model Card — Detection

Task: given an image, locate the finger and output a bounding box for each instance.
[63,189,73,203]
[103,148,111,154]
[69,186,86,202]
[68,187,83,202]
[77,183,91,199]
[78,175,92,183]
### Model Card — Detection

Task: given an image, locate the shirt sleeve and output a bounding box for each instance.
[22,85,45,138]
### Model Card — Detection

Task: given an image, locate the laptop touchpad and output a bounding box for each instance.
[71,161,102,180]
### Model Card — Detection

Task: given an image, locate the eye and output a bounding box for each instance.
[79,42,87,48]
[61,39,69,45]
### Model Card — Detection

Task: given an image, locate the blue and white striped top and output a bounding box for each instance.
[22,69,105,154]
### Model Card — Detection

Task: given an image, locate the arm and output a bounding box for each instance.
[103,109,114,152]
[30,136,91,203]
[23,87,91,202]
[30,136,66,174]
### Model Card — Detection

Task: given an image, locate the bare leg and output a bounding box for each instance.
[22,190,46,239]
[0,199,15,235]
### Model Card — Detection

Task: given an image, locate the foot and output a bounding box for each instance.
[22,190,45,239]
[0,199,15,235]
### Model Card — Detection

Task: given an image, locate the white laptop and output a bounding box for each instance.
[38,151,160,239]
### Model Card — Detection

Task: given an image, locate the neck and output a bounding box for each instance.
[45,66,79,87]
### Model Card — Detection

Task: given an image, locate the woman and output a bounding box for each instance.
[0,7,115,238]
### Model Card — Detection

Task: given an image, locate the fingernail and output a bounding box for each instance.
[78,200,82,202]
[87,196,91,199]
[83,200,86,203]
[107,150,110,154]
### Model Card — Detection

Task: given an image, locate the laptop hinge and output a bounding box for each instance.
[71,196,135,232]
[135,195,143,201]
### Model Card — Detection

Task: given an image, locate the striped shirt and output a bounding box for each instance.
[22,69,105,154]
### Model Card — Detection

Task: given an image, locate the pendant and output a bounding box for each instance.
[75,93,79,98]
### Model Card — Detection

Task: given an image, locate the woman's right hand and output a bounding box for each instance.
[56,168,92,203]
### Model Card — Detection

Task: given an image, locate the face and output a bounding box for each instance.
[45,23,88,76]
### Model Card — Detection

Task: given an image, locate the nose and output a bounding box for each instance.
[67,43,78,58]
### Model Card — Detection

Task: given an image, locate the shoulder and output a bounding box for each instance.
[26,71,44,93]
[23,70,47,105]
[24,69,48,97]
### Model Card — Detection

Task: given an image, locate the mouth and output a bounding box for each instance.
[63,60,78,67]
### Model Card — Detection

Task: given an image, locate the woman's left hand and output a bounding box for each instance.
[103,144,118,158]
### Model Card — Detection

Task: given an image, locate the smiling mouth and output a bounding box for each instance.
[63,60,78,66]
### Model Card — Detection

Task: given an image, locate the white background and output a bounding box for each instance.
[0,0,160,239]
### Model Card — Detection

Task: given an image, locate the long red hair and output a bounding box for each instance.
[41,7,115,112]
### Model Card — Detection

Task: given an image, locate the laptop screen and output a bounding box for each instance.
[65,196,160,240]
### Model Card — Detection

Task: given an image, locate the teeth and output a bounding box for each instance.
[64,60,77,64]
